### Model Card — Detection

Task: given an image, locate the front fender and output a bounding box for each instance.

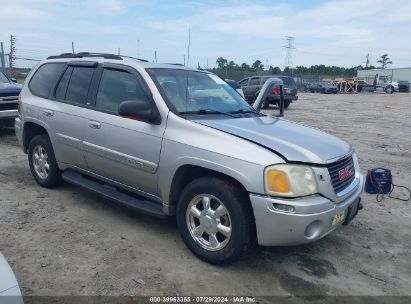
[157,139,268,207]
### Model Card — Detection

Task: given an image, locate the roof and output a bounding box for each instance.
[43,52,202,71]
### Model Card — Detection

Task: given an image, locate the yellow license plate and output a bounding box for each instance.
[331,210,346,226]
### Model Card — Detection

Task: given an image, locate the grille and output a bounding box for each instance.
[327,155,355,194]
[0,92,19,98]
[0,103,18,111]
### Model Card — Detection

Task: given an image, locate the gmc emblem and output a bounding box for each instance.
[338,166,352,181]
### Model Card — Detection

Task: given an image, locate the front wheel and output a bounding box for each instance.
[176,177,255,264]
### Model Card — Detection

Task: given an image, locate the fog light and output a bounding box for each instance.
[272,203,296,213]
[305,220,321,239]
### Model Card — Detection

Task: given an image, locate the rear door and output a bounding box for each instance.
[28,62,96,169]
[83,63,165,197]
[48,62,97,169]
[247,77,261,101]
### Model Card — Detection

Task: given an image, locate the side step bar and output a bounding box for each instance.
[62,170,166,218]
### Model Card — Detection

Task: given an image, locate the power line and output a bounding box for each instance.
[9,34,16,78]
[283,36,295,75]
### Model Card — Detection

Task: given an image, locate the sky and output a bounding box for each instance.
[1,0,411,69]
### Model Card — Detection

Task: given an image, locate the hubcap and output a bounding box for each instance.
[32,145,49,179]
[186,194,232,251]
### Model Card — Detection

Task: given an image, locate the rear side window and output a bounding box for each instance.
[279,77,296,86]
[55,67,73,100]
[239,79,249,87]
[249,78,260,85]
[29,63,65,97]
[95,68,150,114]
[65,67,94,104]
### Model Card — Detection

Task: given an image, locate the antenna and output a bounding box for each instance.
[283,36,295,76]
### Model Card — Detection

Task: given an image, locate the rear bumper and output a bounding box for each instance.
[14,117,23,148]
[268,95,298,102]
[250,174,363,246]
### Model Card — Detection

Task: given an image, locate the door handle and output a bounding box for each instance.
[89,121,101,129]
[43,110,54,117]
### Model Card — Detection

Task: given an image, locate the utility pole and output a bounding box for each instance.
[187,28,191,68]
[137,40,140,58]
[206,58,208,70]
[283,36,295,77]
[118,48,120,55]
[9,35,16,78]
[0,42,6,75]
[72,42,75,54]
[183,55,185,66]
[154,51,157,63]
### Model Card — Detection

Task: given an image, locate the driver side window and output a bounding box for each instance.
[96,68,150,114]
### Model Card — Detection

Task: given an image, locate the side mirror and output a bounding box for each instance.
[253,77,285,117]
[118,100,160,124]
[11,78,17,83]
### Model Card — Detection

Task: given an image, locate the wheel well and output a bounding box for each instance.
[23,122,48,153]
[168,165,249,214]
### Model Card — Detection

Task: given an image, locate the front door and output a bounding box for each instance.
[83,64,165,197]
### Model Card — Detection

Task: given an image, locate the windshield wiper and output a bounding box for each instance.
[178,109,236,118]
[228,109,260,115]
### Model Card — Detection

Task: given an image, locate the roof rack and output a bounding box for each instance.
[164,63,184,66]
[47,52,123,60]
[120,55,149,62]
[47,52,150,62]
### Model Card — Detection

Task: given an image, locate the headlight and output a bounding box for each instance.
[265,164,318,197]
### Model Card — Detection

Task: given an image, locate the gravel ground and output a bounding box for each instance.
[0,92,410,298]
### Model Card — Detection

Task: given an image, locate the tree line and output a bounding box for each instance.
[211,54,393,77]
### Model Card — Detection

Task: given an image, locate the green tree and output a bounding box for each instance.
[241,63,250,70]
[251,60,264,71]
[216,57,228,69]
[269,66,282,75]
[377,54,392,69]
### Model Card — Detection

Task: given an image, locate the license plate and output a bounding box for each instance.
[285,88,291,94]
[331,210,346,226]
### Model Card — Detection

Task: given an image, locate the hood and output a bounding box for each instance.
[0,82,22,93]
[194,116,351,164]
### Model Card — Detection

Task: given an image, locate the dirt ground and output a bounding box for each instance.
[0,92,410,298]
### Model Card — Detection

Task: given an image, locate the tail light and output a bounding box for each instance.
[18,93,22,114]
[273,86,279,95]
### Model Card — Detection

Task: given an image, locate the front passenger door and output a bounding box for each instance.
[83,64,165,197]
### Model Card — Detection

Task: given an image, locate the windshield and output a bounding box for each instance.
[0,72,9,83]
[147,69,255,114]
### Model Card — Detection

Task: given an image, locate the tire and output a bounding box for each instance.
[28,134,61,188]
[333,91,338,94]
[284,100,291,109]
[261,98,270,109]
[176,177,255,265]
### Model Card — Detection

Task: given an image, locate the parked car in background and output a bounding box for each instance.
[308,82,338,94]
[385,80,410,93]
[239,75,298,109]
[0,71,22,126]
[225,79,245,98]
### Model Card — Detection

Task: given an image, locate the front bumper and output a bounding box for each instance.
[250,174,363,246]
[0,109,18,120]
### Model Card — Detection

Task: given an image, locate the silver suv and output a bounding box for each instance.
[15,53,363,264]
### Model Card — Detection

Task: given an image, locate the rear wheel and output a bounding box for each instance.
[284,100,291,109]
[176,177,255,264]
[28,135,61,188]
